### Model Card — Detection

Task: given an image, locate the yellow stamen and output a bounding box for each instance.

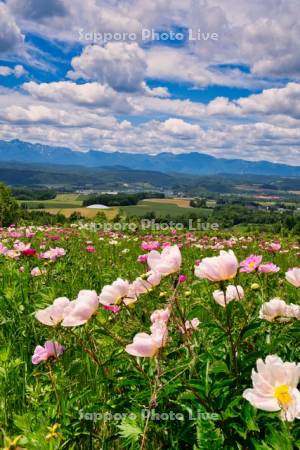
[274,384,293,407]
[115,296,123,305]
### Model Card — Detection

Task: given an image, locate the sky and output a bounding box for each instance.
[0,0,299,165]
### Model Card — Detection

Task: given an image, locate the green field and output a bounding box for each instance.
[121,200,211,218]
[20,193,83,209]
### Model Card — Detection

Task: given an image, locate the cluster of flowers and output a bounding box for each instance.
[31,235,300,423]
[194,249,300,421]
[99,245,182,309]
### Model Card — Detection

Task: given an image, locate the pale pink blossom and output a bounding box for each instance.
[31,267,46,277]
[243,355,300,421]
[147,245,182,276]
[61,290,99,326]
[195,250,239,282]
[179,318,200,334]
[32,341,65,365]
[258,263,280,273]
[267,242,282,253]
[40,247,66,261]
[259,298,300,322]
[213,285,244,307]
[35,297,71,326]
[0,243,8,255]
[126,320,168,357]
[150,308,170,323]
[286,268,300,288]
[99,278,134,306]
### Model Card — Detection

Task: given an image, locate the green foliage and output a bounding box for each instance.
[83,192,164,207]
[0,183,20,226]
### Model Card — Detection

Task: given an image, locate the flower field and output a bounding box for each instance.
[1,225,300,449]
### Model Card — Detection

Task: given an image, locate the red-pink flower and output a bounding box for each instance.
[141,241,160,251]
[178,274,187,283]
[86,245,96,253]
[137,254,148,264]
[22,248,36,257]
[102,304,121,314]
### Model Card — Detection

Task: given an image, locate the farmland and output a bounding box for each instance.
[121,199,210,218]
[20,195,211,220]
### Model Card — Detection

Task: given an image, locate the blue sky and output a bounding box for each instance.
[0,0,299,164]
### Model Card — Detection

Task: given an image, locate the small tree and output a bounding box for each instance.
[0,183,20,226]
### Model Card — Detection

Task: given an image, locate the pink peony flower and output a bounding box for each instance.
[179,318,200,334]
[35,297,71,326]
[213,285,244,307]
[40,247,66,261]
[32,341,65,365]
[150,308,170,323]
[259,298,300,322]
[147,245,182,276]
[195,250,239,282]
[240,255,262,273]
[86,245,96,253]
[178,274,187,283]
[31,267,46,277]
[61,290,99,327]
[267,242,281,253]
[99,278,134,306]
[22,248,36,257]
[102,304,121,314]
[258,263,280,273]
[49,235,60,241]
[0,243,8,255]
[125,320,168,357]
[286,268,300,288]
[141,241,160,251]
[35,291,99,327]
[243,355,300,421]
[137,254,148,264]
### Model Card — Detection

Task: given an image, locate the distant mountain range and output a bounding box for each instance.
[0,139,300,177]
